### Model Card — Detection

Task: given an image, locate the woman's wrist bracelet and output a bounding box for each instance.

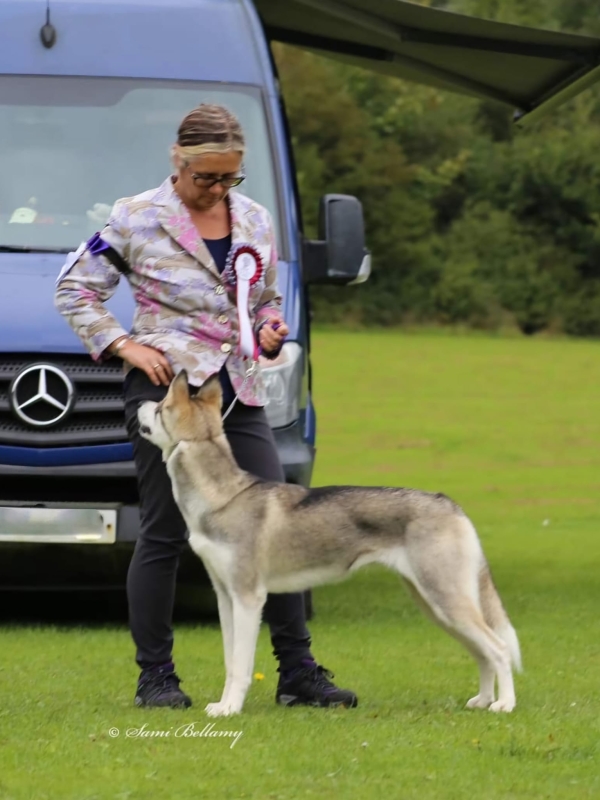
[112,336,131,355]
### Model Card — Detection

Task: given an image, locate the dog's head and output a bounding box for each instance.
[137,370,224,454]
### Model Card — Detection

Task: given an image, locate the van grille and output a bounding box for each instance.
[0,354,128,447]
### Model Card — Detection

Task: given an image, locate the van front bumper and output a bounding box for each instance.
[0,420,315,545]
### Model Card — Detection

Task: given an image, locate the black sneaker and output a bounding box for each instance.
[134,663,192,709]
[276,659,358,709]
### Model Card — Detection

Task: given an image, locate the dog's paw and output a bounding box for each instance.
[205,701,241,718]
[489,698,516,713]
[466,694,494,710]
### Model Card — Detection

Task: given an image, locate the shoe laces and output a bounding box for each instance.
[300,663,338,694]
[140,668,182,692]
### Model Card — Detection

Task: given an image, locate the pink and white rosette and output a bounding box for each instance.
[223,243,264,360]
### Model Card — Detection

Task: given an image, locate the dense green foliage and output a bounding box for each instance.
[273,1,600,335]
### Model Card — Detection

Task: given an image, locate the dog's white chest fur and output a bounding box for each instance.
[166,455,234,582]
[188,530,233,581]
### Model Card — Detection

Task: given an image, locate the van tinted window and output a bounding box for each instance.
[0,76,280,251]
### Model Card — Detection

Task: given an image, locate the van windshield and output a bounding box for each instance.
[0,76,280,252]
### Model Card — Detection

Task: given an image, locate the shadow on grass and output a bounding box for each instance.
[0,585,220,627]
[0,541,316,628]
[0,540,220,626]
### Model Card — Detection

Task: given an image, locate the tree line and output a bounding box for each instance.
[273,0,600,336]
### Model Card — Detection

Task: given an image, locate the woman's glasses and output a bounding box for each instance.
[190,171,246,189]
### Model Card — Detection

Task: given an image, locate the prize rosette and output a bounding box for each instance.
[222,244,264,360]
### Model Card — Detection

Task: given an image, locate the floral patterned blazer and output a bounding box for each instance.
[54,176,284,405]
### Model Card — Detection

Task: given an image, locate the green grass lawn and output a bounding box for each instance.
[1,330,599,799]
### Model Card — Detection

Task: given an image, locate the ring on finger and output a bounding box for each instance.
[152,363,162,370]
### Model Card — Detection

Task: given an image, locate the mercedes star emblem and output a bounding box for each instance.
[9,364,75,428]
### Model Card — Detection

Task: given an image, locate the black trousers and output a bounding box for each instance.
[123,368,312,672]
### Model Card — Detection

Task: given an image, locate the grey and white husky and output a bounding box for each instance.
[138,371,521,718]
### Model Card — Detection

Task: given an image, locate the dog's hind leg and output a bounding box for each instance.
[465,657,495,710]
[405,576,514,711]
[383,543,515,713]
[453,611,515,713]
[205,590,266,718]
[465,567,521,711]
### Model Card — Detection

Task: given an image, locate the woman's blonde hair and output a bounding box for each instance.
[171,103,246,166]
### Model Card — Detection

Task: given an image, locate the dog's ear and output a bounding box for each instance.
[170,369,190,401]
[196,373,222,407]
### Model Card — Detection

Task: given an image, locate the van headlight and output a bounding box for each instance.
[260,342,303,429]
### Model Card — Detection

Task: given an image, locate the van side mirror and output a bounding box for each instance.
[302,194,371,286]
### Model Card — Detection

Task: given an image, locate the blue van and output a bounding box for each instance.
[0,0,368,582]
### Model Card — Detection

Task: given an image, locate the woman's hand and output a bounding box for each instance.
[259,318,289,355]
[118,341,174,386]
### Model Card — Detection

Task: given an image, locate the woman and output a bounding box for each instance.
[55,104,357,710]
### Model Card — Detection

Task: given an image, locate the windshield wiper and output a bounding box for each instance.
[0,245,71,254]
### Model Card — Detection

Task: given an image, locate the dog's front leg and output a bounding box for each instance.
[205,592,266,718]
[202,565,235,709]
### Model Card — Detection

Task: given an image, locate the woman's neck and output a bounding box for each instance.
[186,198,231,240]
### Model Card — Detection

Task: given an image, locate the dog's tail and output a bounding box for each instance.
[479,562,522,672]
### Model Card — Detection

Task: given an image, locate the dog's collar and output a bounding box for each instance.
[162,433,232,467]
[162,439,195,463]
[162,447,176,464]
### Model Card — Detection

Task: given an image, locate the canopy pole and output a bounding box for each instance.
[515,63,600,125]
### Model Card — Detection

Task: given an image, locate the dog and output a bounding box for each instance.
[138,370,521,717]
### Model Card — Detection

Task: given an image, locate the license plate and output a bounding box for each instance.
[0,505,117,544]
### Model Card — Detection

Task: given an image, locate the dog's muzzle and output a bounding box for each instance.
[137,401,156,437]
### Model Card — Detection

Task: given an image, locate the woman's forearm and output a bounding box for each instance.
[54,268,128,361]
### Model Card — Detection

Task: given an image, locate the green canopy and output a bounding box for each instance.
[255,0,600,125]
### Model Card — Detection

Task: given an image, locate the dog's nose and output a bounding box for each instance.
[139,424,152,436]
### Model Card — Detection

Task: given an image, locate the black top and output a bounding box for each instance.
[204,234,232,274]
[204,235,236,407]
